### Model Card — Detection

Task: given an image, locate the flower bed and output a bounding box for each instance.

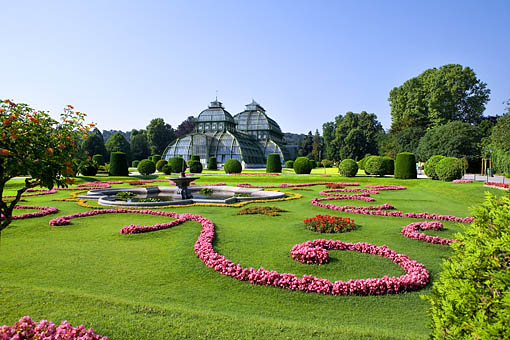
[237,206,288,216]
[238,182,359,189]
[228,173,280,176]
[291,243,330,264]
[303,214,357,233]
[314,194,375,202]
[484,182,509,189]
[364,185,406,190]
[452,179,472,183]
[0,315,107,340]
[401,221,455,245]
[319,188,380,195]
[2,205,59,220]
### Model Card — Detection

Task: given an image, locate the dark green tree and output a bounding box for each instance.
[146,118,175,155]
[175,116,196,138]
[322,121,338,161]
[105,132,131,162]
[298,131,314,157]
[130,133,151,161]
[311,129,323,161]
[81,128,107,158]
[489,113,510,152]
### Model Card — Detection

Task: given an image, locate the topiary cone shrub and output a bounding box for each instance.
[285,160,294,169]
[224,159,242,174]
[382,157,394,175]
[109,152,129,176]
[266,153,282,173]
[294,157,312,174]
[338,159,358,177]
[92,154,105,166]
[151,154,161,163]
[137,159,156,176]
[424,155,446,180]
[365,156,386,176]
[395,152,417,179]
[188,160,203,173]
[168,157,186,173]
[190,154,200,161]
[435,157,463,181]
[208,156,217,170]
[156,159,168,172]
[425,192,510,339]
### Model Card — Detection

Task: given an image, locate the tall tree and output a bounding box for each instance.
[489,113,510,152]
[105,132,131,161]
[146,118,175,155]
[130,133,151,161]
[81,128,107,158]
[311,129,323,161]
[175,116,196,138]
[298,131,313,158]
[322,121,337,161]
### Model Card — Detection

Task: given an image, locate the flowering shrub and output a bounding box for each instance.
[401,221,455,245]
[303,214,357,233]
[484,182,509,189]
[452,179,472,183]
[0,315,107,339]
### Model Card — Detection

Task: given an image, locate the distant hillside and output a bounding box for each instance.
[283,132,306,146]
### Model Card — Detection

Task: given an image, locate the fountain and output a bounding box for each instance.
[167,158,200,199]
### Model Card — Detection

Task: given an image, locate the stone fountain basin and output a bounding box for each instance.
[79,186,286,207]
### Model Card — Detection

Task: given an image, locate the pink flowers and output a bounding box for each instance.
[0,315,107,340]
[401,221,456,245]
[484,182,509,189]
[364,185,406,190]
[238,182,360,189]
[452,179,472,183]
[291,243,330,264]
[2,205,59,220]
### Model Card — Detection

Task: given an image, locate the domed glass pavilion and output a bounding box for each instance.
[162,99,291,168]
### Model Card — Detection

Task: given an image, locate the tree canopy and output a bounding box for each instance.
[81,128,106,159]
[175,116,196,138]
[489,113,510,152]
[130,132,151,161]
[105,132,131,161]
[146,118,175,155]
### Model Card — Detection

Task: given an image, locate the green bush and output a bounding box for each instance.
[382,157,394,175]
[285,160,294,169]
[188,160,203,173]
[294,157,312,174]
[155,159,168,172]
[321,159,334,168]
[92,154,105,166]
[132,160,140,168]
[224,159,242,174]
[425,192,510,339]
[424,155,445,179]
[208,156,217,170]
[435,157,463,181]
[266,153,282,173]
[394,152,417,179]
[338,159,358,177]
[168,157,187,173]
[161,164,172,175]
[151,154,161,163]
[365,156,386,176]
[109,152,129,176]
[137,159,156,176]
[309,159,316,169]
[358,155,372,170]
[78,160,98,176]
[190,154,200,162]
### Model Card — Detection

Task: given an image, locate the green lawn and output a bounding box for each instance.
[0,172,503,339]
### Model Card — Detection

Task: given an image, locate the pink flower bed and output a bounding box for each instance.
[291,243,330,264]
[2,205,58,220]
[401,221,455,245]
[228,173,280,176]
[319,188,380,195]
[452,179,472,183]
[484,182,509,189]
[0,315,107,340]
[314,193,375,202]
[237,182,359,189]
[364,185,406,190]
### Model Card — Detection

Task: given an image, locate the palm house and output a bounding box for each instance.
[162,99,290,168]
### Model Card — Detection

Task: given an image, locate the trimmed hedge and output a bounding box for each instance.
[285,160,294,169]
[338,159,358,177]
[92,154,105,166]
[224,159,242,174]
[132,160,140,168]
[78,160,98,176]
[208,156,217,170]
[162,164,172,175]
[190,154,200,161]
[424,155,445,180]
[309,159,317,169]
[137,159,156,176]
[151,155,161,163]
[294,157,312,174]
[188,160,203,173]
[155,159,168,172]
[365,156,386,176]
[435,157,463,181]
[358,155,372,170]
[382,157,394,175]
[109,152,129,176]
[168,157,187,173]
[394,152,417,179]
[266,153,282,173]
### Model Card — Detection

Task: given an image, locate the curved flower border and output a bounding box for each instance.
[401,221,455,245]
[238,182,360,189]
[2,205,59,220]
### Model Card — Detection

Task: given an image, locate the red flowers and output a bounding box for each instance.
[484,182,509,189]
[303,214,357,233]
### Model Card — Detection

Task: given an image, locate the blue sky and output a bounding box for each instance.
[2,0,509,134]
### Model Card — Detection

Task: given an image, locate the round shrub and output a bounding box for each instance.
[109,152,129,176]
[224,159,242,174]
[338,159,358,177]
[358,155,372,170]
[365,156,386,176]
[92,154,105,166]
[208,156,217,170]
[168,157,187,173]
[188,160,203,173]
[382,157,394,175]
[190,154,200,161]
[294,157,312,174]
[162,164,172,175]
[266,153,282,173]
[151,154,161,163]
[78,160,98,176]
[435,157,463,181]
[424,155,445,180]
[156,159,168,172]
[285,160,294,169]
[394,152,417,179]
[137,159,156,176]
[132,160,140,168]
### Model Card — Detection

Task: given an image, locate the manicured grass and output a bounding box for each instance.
[0,173,503,339]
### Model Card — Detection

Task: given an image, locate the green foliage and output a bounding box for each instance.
[321,159,334,168]
[137,159,156,176]
[78,160,98,176]
[132,160,140,168]
[488,147,510,174]
[385,127,426,158]
[146,118,175,155]
[109,152,129,176]
[394,152,417,179]
[207,156,217,170]
[322,121,337,161]
[425,192,510,339]
[293,157,312,174]
[435,157,462,182]
[168,157,186,174]
[224,159,242,174]
[188,160,203,173]
[151,154,161,163]
[82,128,107,159]
[338,159,358,177]
[155,159,168,172]
[365,156,386,176]
[199,187,213,196]
[266,153,282,173]
[92,154,105,166]
[284,160,294,169]
[308,159,316,169]
[161,164,172,175]
[130,133,151,161]
[424,155,446,179]
[105,132,131,162]
[190,154,200,161]
[382,157,394,175]
[489,114,510,152]
[415,121,482,162]
[358,155,372,170]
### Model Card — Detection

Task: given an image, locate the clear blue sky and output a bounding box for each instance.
[2,0,509,134]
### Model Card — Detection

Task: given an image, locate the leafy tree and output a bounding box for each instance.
[416,121,482,162]
[389,64,490,133]
[489,114,510,152]
[385,127,426,157]
[175,116,196,138]
[322,121,337,161]
[146,118,175,155]
[105,132,131,161]
[130,133,151,161]
[0,100,90,234]
[81,128,106,159]
[298,131,313,157]
[311,129,323,161]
